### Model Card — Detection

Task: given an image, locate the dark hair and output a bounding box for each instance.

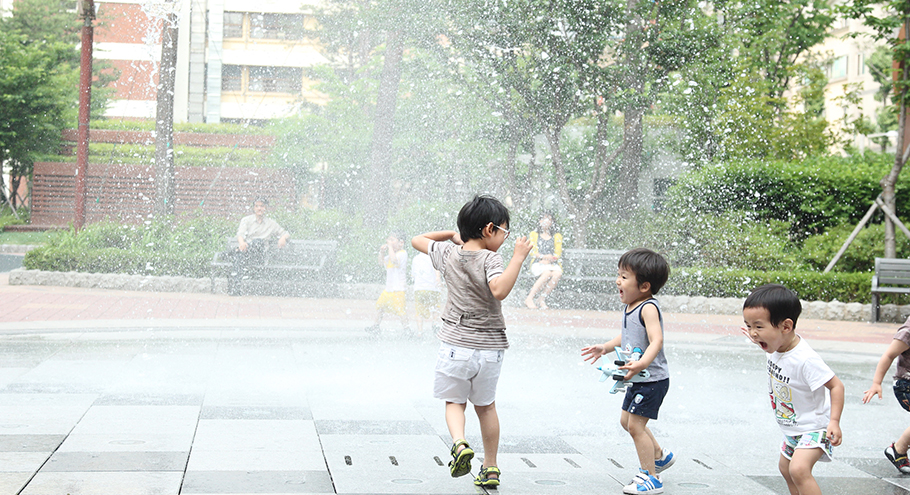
[538,212,558,233]
[618,248,670,294]
[457,195,510,241]
[253,197,269,206]
[743,284,801,328]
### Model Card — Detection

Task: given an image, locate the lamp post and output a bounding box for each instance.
[75,0,95,231]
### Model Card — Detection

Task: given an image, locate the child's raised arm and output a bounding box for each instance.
[864,339,910,403]
[825,375,845,446]
[411,231,461,254]
[488,236,531,300]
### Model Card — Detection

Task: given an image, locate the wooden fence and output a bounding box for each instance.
[31,162,296,226]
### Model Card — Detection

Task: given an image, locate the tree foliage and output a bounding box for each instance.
[0,29,78,179]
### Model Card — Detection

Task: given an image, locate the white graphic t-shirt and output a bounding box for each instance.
[767,337,835,436]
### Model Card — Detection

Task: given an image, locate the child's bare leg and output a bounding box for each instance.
[445,402,468,444]
[475,402,500,477]
[621,410,659,474]
[782,448,824,495]
[525,275,548,308]
[541,272,561,297]
[896,425,910,454]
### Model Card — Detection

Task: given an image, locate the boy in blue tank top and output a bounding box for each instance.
[582,248,673,495]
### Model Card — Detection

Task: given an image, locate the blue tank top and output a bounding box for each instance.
[621,298,669,382]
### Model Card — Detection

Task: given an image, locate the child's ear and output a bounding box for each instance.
[781,318,795,333]
[639,281,651,293]
[482,222,494,238]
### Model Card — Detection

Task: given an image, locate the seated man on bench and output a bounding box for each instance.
[230,198,290,296]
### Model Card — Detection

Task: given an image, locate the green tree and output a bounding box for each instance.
[0,30,78,207]
[840,0,910,258]
[3,0,116,118]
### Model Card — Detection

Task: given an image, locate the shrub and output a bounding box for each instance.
[669,153,907,237]
[801,223,910,272]
[588,210,805,271]
[665,267,908,304]
[24,217,232,278]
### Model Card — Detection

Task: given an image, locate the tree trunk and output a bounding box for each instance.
[154,11,178,218]
[616,0,647,219]
[884,17,910,258]
[618,105,644,218]
[364,30,404,227]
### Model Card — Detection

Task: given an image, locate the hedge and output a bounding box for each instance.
[664,267,906,304]
[669,153,908,236]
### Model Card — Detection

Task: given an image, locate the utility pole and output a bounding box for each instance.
[154,5,178,217]
[75,0,95,231]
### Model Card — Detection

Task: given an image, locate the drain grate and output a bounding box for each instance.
[521,457,537,468]
[389,456,399,466]
[344,455,352,466]
[433,456,444,466]
[564,457,581,468]
[609,458,624,469]
[693,459,713,470]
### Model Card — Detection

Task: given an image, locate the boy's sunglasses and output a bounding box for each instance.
[494,225,511,239]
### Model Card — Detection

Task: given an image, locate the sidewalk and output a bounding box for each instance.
[0,276,907,494]
[0,273,899,348]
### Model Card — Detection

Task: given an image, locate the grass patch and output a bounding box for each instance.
[0,231,52,245]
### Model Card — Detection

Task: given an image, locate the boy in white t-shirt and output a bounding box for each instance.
[742,284,845,495]
[411,251,441,337]
[365,233,409,335]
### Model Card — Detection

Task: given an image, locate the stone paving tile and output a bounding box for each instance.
[20,471,184,495]
[56,432,194,453]
[93,393,204,406]
[0,435,66,452]
[0,472,34,494]
[42,451,188,472]
[180,470,334,494]
[201,406,313,420]
[315,420,436,436]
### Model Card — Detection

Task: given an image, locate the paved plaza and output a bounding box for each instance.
[0,278,908,494]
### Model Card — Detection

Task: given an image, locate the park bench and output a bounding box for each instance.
[559,248,625,282]
[870,257,910,322]
[210,238,338,296]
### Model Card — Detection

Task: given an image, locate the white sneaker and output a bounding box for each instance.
[654,448,675,474]
[623,469,663,494]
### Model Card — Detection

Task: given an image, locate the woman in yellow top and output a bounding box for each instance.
[524,213,563,309]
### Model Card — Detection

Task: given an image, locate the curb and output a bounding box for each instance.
[9,268,910,323]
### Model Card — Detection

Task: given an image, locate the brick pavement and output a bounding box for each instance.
[0,273,900,347]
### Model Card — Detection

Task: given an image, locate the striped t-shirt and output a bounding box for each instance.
[428,240,509,350]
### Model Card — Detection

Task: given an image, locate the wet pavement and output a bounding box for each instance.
[0,279,908,494]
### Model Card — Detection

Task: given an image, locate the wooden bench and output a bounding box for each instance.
[210,238,338,295]
[870,257,910,322]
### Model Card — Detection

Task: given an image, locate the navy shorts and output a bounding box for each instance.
[894,379,910,412]
[622,378,670,420]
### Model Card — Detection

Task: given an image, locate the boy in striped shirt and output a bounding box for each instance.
[411,195,531,488]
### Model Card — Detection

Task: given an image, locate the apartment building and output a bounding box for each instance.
[93,0,328,123]
[809,13,892,152]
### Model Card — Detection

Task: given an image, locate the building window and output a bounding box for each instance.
[224,12,244,38]
[222,65,242,91]
[829,56,848,80]
[250,13,305,40]
[248,66,302,93]
[859,53,866,75]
